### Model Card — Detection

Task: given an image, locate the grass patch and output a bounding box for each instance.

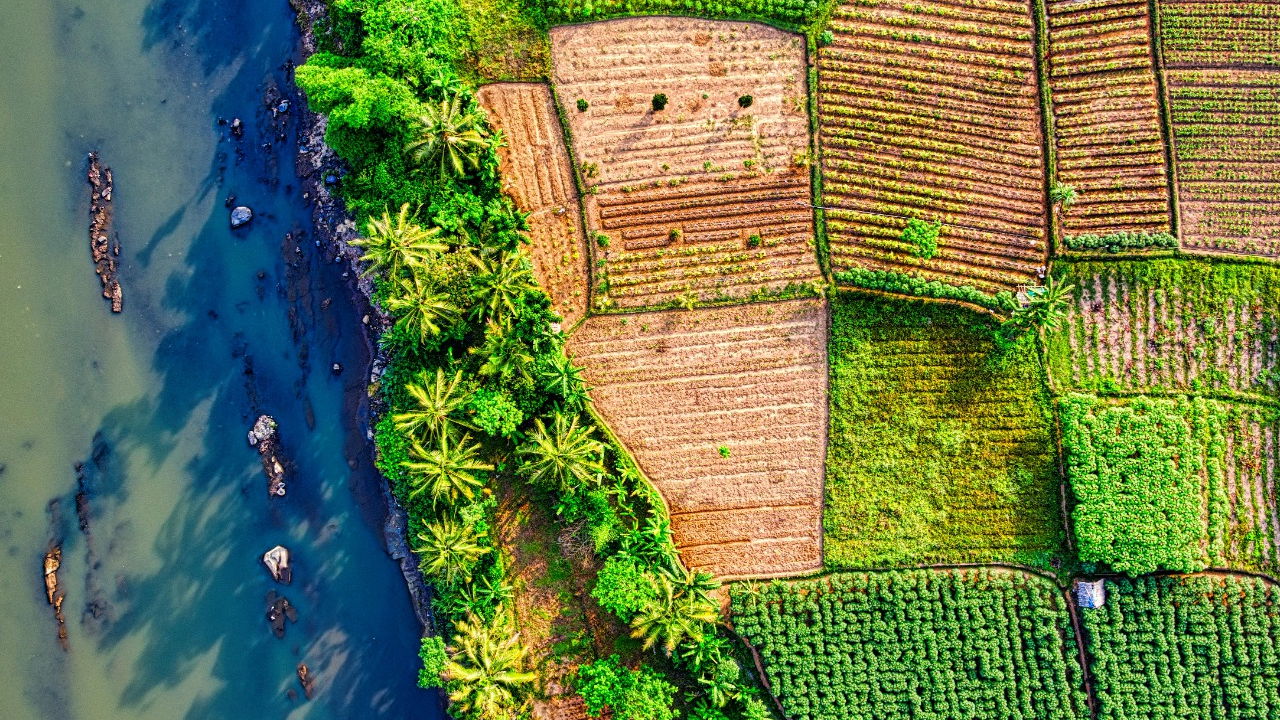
[824,291,1067,569]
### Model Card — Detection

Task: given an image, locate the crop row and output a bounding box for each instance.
[1048,0,1172,237]
[731,568,1089,720]
[1083,575,1280,720]
[540,0,817,26]
[1159,1,1280,67]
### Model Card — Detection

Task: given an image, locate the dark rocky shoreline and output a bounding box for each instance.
[286,0,438,636]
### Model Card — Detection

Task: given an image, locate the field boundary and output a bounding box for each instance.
[1031,0,1059,257]
[1147,0,1182,240]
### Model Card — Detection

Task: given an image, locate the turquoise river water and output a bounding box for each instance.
[0,1,444,717]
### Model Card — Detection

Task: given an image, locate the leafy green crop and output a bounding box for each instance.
[731,569,1089,720]
[1083,574,1280,720]
[825,292,1066,568]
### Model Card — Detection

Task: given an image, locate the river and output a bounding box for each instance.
[0,1,442,718]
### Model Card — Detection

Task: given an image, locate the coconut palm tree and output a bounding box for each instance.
[415,516,489,583]
[405,93,491,178]
[629,567,720,654]
[469,250,536,327]
[473,321,535,384]
[405,432,491,504]
[538,351,587,408]
[384,272,462,343]
[393,368,475,442]
[516,413,604,493]
[350,204,447,278]
[1009,275,1075,336]
[444,613,535,720]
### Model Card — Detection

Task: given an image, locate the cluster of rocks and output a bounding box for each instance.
[86,152,123,312]
[42,547,68,650]
[248,414,287,497]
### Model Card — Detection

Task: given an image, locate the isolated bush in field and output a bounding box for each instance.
[1059,395,1206,575]
[577,98,589,112]
[819,30,834,46]
[1049,180,1078,210]
[717,445,731,458]
[747,234,762,248]
[652,93,669,111]
[738,94,753,108]
[901,217,941,259]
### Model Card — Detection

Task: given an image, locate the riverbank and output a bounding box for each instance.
[286,0,438,635]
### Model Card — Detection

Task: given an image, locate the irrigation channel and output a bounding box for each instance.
[0,1,444,717]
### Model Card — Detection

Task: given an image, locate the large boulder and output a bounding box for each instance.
[262,545,291,584]
[230,206,254,229]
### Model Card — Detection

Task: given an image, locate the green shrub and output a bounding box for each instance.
[834,267,1017,313]
[577,98,590,111]
[417,635,448,688]
[467,387,524,438]
[901,217,941,259]
[576,655,678,720]
[652,93,668,111]
[1063,230,1177,252]
[591,555,655,619]
[737,94,753,108]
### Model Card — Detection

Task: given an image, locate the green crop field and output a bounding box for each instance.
[731,568,1090,720]
[824,292,1067,569]
[1083,574,1280,720]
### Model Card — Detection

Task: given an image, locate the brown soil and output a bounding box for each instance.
[567,299,828,580]
[478,83,590,325]
[819,0,1048,292]
[495,479,630,720]
[550,18,821,309]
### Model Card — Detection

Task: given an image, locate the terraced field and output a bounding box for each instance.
[825,293,1066,569]
[818,0,1047,293]
[477,83,590,324]
[566,299,827,580]
[550,18,821,310]
[1046,260,1280,400]
[1159,0,1280,255]
[1047,0,1173,238]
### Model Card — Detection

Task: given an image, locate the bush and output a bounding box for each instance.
[737,94,753,108]
[592,555,656,619]
[577,98,589,111]
[652,93,668,111]
[467,387,524,438]
[576,655,678,720]
[901,217,941,259]
[417,635,448,688]
[747,233,762,248]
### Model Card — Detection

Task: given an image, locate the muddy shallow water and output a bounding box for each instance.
[0,1,442,717]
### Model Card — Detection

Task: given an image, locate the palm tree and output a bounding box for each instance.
[469,251,536,327]
[1049,181,1079,211]
[538,351,588,408]
[516,413,605,493]
[405,433,492,504]
[415,516,489,583]
[629,568,720,654]
[350,204,447,278]
[444,613,535,720]
[384,272,461,343]
[405,93,491,178]
[473,321,535,383]
[393,368,475,442]
[1009,275,1075,336]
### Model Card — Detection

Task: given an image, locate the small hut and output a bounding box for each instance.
[1075,579,1106,609]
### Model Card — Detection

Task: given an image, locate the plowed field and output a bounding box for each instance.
[818,0,1047,293]
[1047,0,1173,238]
[550,18,822,310]
[1159,0,1280,255]
[478,83,590,325]
[566,299,828,580]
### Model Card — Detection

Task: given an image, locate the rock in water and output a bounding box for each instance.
[43,547,68,649]
[297,663,315,699]
[248,415,287,496]
[86,152,123,312]
[230,206,254,229]
[262,545,292,584]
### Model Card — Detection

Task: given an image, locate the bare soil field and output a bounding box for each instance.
[566,299,828,579]
[818,0,1047,293]
[550,18,822,310]
[1158,0,1280,255]
[1047,0,1173,238]
[477,83,590,325]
